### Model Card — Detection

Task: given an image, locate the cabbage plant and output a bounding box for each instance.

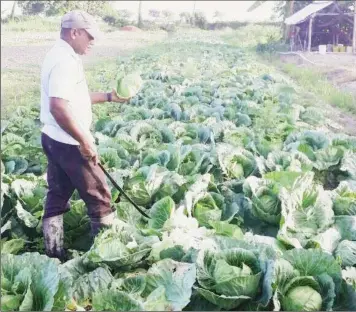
[116,73,143,98]
[277,172,336,250]
[329,181,356,216]
[243,171,302,226]
[194,247,265,310]
[1,253,72,311]
[272,249,343,311]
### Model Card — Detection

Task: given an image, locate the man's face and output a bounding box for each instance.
[71,29,94,55]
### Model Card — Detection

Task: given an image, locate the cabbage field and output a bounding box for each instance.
[1,32,356,311]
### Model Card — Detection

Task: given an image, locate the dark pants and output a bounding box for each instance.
[41,132,113,220]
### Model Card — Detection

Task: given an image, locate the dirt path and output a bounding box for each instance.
[1,29,169,118]
[316,104,356,137]
[1,30,168,70]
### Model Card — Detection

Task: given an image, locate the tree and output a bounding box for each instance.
[149,9,160,19]
[118,9,133,22]
[213,10,224,22]
[84,1,108,16]
[10,1,17,20]
[162,10,173,19]
[17,1,46,15]
[247,0,266,13]
[192,0,196,26]
[17,1,107,17]
[247,1,308,41]
[179,12,192,24]
[353,0,356,53]
[249,0,354,18]
[247,1,316,19]
[193,11,208,29]
[137,0,143,28]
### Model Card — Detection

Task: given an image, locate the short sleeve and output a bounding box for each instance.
[48,58,78,101]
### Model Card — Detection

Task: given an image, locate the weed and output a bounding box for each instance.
[281,63,356,114]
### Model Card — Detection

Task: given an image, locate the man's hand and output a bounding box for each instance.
[90,90,130,104]
[111,89,130,103]
[79,140,99,165]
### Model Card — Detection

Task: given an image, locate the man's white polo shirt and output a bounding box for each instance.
[40,39,92,145]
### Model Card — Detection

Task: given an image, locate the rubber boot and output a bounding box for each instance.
[90,211,118,238]
[42,214,66,262]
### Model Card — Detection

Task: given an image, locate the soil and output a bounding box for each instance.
[324,104,356,137]
[120,25,143,32]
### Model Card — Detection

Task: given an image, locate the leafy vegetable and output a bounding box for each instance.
[116,73,143,98]
[1,30,355,312]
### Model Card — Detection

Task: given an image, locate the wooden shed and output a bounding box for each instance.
[285,0,356,53]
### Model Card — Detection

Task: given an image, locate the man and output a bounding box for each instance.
[40,10,128,261]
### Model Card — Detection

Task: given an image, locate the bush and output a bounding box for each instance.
[102,15,130,28]
[1,15,60,32]
[222,24,284,50]
[17,1,109,17]
[208,21,280,30]
[102,14,118,26]
[256,34,289,55]
[17,1,46,16]
[140,20,161,31]
[102,8,133,28]
[193,11,208,30]
[256,41,289,54]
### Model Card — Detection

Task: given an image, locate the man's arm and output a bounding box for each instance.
[50,97,98,164]
[90,92,109,105]
[90,90,130,105]
[50,97,91,144]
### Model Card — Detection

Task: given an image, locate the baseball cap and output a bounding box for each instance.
[61,10,103,40]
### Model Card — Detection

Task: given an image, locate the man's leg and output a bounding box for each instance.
[51,137,116,238]
[41,133,75,261]
[69,158,117,237]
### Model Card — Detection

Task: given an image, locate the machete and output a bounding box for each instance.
[98,163,151,219]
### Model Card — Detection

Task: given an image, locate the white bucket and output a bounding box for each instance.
[319,45,327,54]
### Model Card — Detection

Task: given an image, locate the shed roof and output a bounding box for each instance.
[284,1,333,25]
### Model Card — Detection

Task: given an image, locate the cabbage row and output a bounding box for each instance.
[1,32,356,311]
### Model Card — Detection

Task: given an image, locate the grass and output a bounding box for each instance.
[2,21,355,129]
[2,15,119,33]
[1,59,122,120]
[221,24,356,116]
[1,68,41,118]
[280,63,356,114]
[1,13,125,119]
[221,24,283,51]
[1,17,163,120]
[1,16,61,32]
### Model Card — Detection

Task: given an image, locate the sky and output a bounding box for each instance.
[1,1,281,22]
[110,1,280,22]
